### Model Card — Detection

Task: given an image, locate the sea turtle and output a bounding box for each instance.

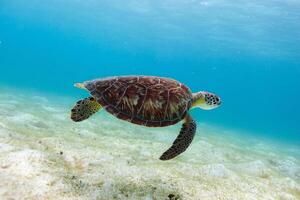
[71,76,221,160]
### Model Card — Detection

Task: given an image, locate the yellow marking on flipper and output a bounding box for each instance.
[90,98,102,111]
[71,97,102,122]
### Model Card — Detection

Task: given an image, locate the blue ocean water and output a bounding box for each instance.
[1,0,299,144]
[1,1,300,199]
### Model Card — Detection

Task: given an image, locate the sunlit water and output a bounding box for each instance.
[1,0,300,199]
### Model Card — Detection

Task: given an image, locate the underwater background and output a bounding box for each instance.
[0,0,300,199]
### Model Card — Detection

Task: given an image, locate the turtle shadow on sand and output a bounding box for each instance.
[63,173,183,200]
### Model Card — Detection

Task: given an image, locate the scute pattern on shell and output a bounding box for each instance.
[85,76,193,127]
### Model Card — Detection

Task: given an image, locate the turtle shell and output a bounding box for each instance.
[84,76,193,127]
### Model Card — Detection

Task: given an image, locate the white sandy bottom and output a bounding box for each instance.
[0,89,299,200]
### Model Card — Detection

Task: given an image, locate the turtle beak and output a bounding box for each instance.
[216,97,222,106]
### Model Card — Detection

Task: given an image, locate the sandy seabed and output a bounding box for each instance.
[0,88,299,200]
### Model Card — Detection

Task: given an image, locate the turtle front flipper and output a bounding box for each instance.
[160,114,196,160]
[71,97,102,122]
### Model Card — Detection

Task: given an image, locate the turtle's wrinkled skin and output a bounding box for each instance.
[84,76,192,127]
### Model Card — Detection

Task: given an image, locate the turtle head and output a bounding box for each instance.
[192,92,221,110]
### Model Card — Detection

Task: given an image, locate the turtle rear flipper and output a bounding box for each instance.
[160,114,196,160]
[71,97,102,122]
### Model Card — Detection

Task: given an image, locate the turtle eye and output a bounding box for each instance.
[215,96,221,105]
